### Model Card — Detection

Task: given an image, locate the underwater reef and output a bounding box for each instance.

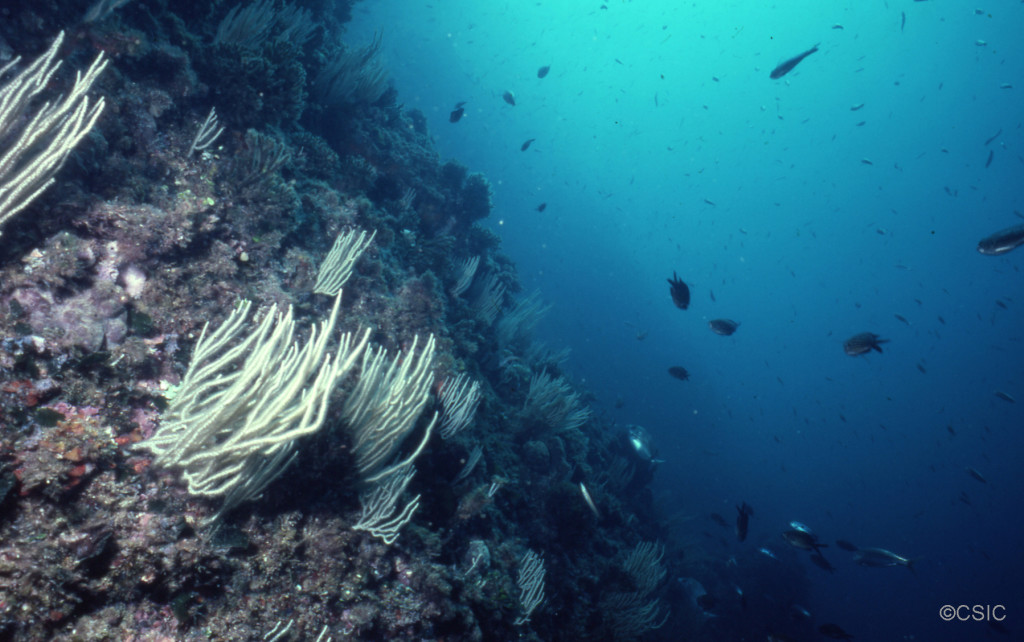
[0,1,764,640]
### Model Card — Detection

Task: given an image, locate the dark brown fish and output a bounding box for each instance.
[667,271,690,309]
[536,202,547,212]
[502,90,516,106]
[668,366,690,381]
[818,623,854,640]
[521,138,535,151]
[966,466,987,484]
[449,101,466,123]
[836,539,859,552]
[537,65,550,78]
[736,502,753,542]
[709,319,740,335]
[810,553,836,573]
[843,332,889,356]
[994,390,1015,403]
[769,43,819,79]
[985,150,994,168]
[978,223,1024,255]
[782,529,826,554]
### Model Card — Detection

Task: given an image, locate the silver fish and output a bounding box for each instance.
[978,223,1024,255]
[853,547,915,571]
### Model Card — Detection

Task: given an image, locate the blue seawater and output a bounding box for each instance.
[351,2,1024,640]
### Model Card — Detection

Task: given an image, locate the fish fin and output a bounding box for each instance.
[873,345,884,353]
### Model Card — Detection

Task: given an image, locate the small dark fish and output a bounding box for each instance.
[850,103,864,111]
[894,314,910,325]
[901,11,906,32]
[536,202,547,212]
[449,101,466,123]
[502,90,516,106]
[709,319,740,336]
[947,425,956,436]
[521,138,536,151]
[696,593,717,611]
[769,43,819,79]
[984,128,1002,146]
[736,502,753,542]
[668,366,690,381]
[782,529,826,554]
[832,24,844,30]
[843,332,888,356]
[810,553,836,573]
[994,390,1015,403]
[710,513,729,528]
[966,466,987,484]
[836,539,859,552]
[959,491,972,506]
[861,158,873,165]
[819,623,854,640]
[937,315,946,325]
[917,363,927,374]
[537,65,550,79]
[667,271,690,309]
[985,150,994,168]
[995,299,1008,310]
[978,224,1024,255]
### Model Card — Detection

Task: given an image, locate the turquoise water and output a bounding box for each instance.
[351,2,1024,639]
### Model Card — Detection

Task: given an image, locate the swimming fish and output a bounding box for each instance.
[449,101,466,123]
[965,466,987,484]
[977,223,1024,255]
[782,529,826,554]
[810,553,836,573]
[736,502,753,542]
[521,138,535,151]
[819,623,854,640]
[994,390,1015,403]
[708,319,740,336]
[853,547,915,572]
[843,332,889,356]
[835,539,859,552]
[502,90,516,106]
[668,366,690,381]
[769,43,819,79]
[537,65,550,78]
[667,271,690,309]
[536,203,547,212]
